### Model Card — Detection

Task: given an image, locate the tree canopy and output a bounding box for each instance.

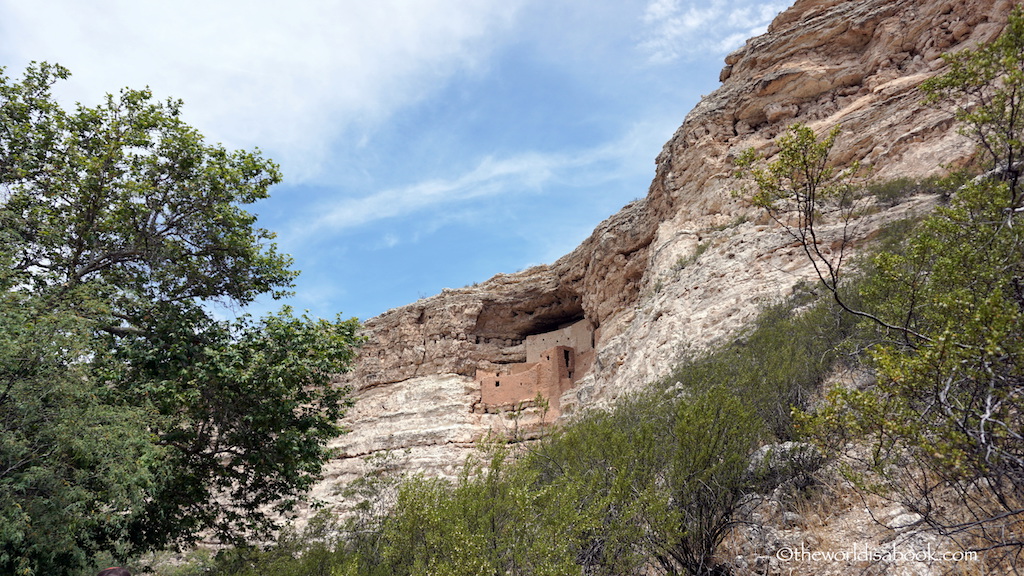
[0,62,361,576]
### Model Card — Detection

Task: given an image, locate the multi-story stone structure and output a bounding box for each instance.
[475,319,595,418]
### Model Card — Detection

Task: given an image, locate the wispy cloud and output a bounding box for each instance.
[0,0,525,181]
[638,0,789,63]
[295,117,663,242]
[300,152,565,235]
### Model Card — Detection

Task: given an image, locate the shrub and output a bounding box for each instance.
[865,174,951,207]
[664,285,861,440]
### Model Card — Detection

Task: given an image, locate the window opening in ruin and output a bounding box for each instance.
[495,381,500,387]
[563,349,571,367]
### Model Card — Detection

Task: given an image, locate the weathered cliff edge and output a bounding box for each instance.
[307,0,1013,506]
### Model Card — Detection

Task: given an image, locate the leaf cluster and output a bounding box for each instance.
[922,4,1024,203]
[0,63,362,575]
[775,7,1024,559]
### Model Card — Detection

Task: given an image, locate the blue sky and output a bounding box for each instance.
[1,0,788,321]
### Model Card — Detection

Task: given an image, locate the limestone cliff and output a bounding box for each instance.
[306,0,1013,507]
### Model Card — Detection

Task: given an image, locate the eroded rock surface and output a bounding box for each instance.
[312,0,1012,504]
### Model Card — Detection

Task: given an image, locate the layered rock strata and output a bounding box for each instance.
[307,0,1013,507]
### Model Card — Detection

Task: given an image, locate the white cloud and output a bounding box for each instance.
[380,233,401,249]
[638,0,789,63]
[0,0,526,180]
[300,151,562,234]
[296,118,664,240]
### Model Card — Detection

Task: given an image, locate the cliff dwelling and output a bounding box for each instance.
[474,318,595,418]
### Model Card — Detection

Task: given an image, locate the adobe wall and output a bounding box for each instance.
[478,363,540,406]
[525,319,594,363]
[477,344,581,417]
[575,348,595,382]
[475,319,597,419]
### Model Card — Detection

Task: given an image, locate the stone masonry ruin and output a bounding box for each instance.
[474,318,595,418]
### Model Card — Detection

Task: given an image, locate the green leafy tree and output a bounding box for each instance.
[813,175,1024,556]
[731,124,918,341]
[734,124,860,301]
[0,278,162,575]
[109,308,359,551]
[524,392,674,575]
[0,62,361,575]
[648,387,764,576]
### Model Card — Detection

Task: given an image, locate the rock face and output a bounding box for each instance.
[309,0,1013,507]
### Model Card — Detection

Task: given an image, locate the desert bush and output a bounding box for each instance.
[663,285,862,440]
[525,385,768,576]
[866,175,947,207]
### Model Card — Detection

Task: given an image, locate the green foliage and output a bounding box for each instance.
[336,449,409,563]
[526,387,766,576]
[865,174,947,207]
[0,63,361,575]
[349,442,587,576]
[807,176,1024,550]
[527,393,676,575]
[666,286,860,440]
[202,512,349,576]
[0,286,161,576]
[736,124,858,217]
[660,388,764,575]
[734,123,867,320]
[673,241,709,271]
[197,443,586,576]
[750,8,1024,558]
[922,4,1024,202]
[110,308,360,550]
[0,65,294,309]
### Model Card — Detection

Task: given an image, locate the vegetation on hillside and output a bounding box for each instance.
[168,286,850,576]
[7,6,1024,576]
[171,8,1024,576]
[738,4,1024,566]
